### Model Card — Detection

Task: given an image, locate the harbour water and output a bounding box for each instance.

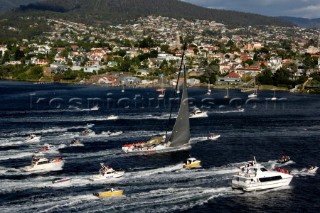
[0,80,319,212]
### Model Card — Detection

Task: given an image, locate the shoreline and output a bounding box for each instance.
[0,79,297,92]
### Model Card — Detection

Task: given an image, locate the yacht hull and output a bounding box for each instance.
[122,144,191,154]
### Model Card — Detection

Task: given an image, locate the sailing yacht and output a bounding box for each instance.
[224,88,230,99]
[207,81,211,95]
[122,67,191,153]
[158,74,165,98]
[121,82,125,93]
[248,77,258,98]
[271,89,277,101]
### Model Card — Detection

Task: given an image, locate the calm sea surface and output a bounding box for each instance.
[0,80,319,212]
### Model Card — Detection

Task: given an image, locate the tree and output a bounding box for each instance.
[14,49,25,61]
[257,69,273,85]
[272,68,292,86]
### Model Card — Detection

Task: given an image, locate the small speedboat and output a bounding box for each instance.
[93,188,123,198]
[183,157,201,169]
[70,139,84,147]
[23,156,64,172]
[208,133,221,140]
[103,131,123,136]
[307,165,318,173]
[248,93,257,98]
[25,134,41,143]
[39,144,58,153]
[90,105,99,111]
[80,128,95,136]
[190,107,208,118]
[89,164,125,181]
[106,115,119,120]
[232,157,293,192]
[52,177,72,184]
[277,156,291,164]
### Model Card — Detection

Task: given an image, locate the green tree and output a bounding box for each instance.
[257,69,273,85]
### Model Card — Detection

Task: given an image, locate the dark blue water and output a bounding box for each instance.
[0,80,319,212]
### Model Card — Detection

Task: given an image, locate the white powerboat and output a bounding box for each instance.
[70,139,84,147]
[52,177,72,184]
[80,128,95,136]
[190,107,208,118]
[208,133,221,140]
[106,115,119,120]
[103,131,123,136]
[39,144,58,153]
[23,156,64,172]
[307,165,318,174]
[248,90,258,98]
[89,164,125,181]
[276,156,291,164]
[232,158,293,192]
[90,105,99,111]
[25,134,41,143]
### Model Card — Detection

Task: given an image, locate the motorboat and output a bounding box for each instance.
[276,156,291,164]
[231,158,293,192]
[70,139,84,147]
[106,115,119,120]
[86,123,95,128]
[25,134,41,143]
[190,107,208,118]
[52,177,72,184]
[248,90,258,98]
[23,156,64,172]
[104,130,123,136]
[89,164,125,181]
[93,188,123,198]
[39,144,58,153]
[307,165,318,174]
[183,157,201,169]
[208,133,221,140]
[80,128,95,136]
[90,105,99,111]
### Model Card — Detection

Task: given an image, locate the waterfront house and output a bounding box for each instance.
[217,72,241,84]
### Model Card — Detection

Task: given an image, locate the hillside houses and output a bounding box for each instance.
[1,15,320,87]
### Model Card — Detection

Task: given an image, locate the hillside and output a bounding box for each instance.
[4,0,291,27]
[0,0,293,40]
[0,0,43,13]
[279,16,320,28]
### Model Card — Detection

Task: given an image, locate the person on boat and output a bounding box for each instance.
[32,157,40,164]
